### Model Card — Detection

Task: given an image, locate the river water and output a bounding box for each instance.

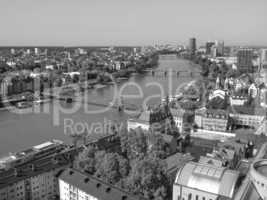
[0,55,200,155]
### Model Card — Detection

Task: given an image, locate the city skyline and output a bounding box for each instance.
[0,0,267,46]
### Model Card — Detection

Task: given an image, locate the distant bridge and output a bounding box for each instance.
[144,69,201,78]
[42,89,140,112]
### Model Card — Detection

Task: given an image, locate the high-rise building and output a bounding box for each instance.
[206,42,215,55]
[188,38,196,56]
[10,48,15,55]
[261,49,267,66]
[34,48,40,55]
[211,45,218,58]
[237,49,254,73]
[216,40,224,56]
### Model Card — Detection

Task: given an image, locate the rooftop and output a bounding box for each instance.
[138,110,150,122]
[33,141,55,150]
[170,108,185,118]
[0,147,73,189]
[254,160,267,177]
[0,140,65,169]
[255,142,267,160]
[164,153,193,175]
[59,168,143,200]
[175,161,239,198]
[234,177,263,200]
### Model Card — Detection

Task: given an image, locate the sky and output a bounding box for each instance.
[0,0,267,46]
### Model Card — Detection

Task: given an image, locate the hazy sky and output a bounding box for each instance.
[0,0,267,46]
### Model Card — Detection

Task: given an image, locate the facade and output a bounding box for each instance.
[0,170,62,200]
[58,168,140,200]
[173,161,240,200]
[188,38,196,56]
[195,108,229,132]
[229,113,264,129]
[229,95,248,106]
[216,40,224,57]
[34,48,40,55]
[206,42,215,55]
[127,106,173,133]
[261,49,267,65]
[0,180,26,200]
[170,108,186,133]
[29,170,60,200]
[237,49,254,73]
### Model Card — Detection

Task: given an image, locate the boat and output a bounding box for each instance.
[16,101,33,109]
[94,84,107,89]
[161,93,183,103]
[60,86,76,96]
[34,98,51,105]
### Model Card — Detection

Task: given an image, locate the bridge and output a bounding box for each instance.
[42,85,140,112]
[144,69,201,78]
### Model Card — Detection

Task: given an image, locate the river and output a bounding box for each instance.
[0,55,200,155]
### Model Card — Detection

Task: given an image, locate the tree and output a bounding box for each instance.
[120,128,148,160]
[95,153,130,184]
[208,62,219,80]
[74,146,97,174]
[147,132,167,159]
[125,156,170,199]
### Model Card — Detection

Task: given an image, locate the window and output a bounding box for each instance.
[188,193,192,200]
[196,195,198,200]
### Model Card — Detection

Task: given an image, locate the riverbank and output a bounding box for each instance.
[0,56,200,154]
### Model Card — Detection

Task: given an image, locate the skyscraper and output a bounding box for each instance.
[261,49,267,64]
[216,40,224,56]
[188,38,196,56]
[205,42,215,55]
[237,48,254,73]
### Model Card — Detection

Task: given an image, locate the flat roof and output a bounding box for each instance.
[0,155,16,163]
[33,141,54,150]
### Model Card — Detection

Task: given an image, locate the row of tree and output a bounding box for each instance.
[74,128,171,200]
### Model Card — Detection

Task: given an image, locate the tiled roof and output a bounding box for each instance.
[196,107,229,118]
[59,168,144,200]
[205,109,229,117]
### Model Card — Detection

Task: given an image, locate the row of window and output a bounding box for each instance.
[178,193,213,200]
[252,178,267,190]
